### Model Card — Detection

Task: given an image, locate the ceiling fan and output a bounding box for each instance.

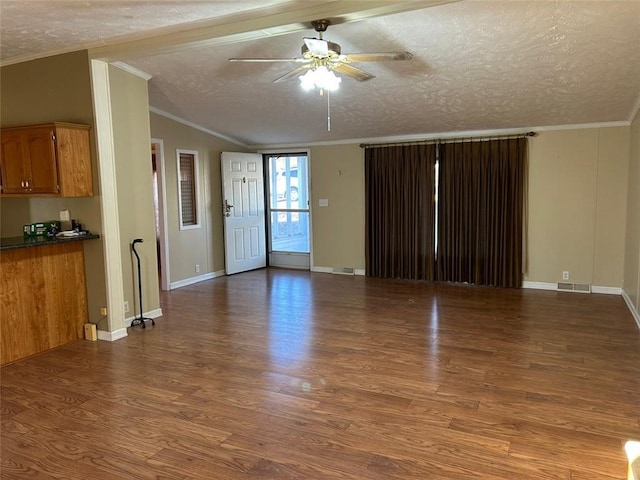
[228,19,413,90]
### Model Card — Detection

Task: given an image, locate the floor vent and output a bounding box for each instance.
[332,267,355,276]
[557,282,591,293]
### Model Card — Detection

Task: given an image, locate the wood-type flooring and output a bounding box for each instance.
[1,268,639,479]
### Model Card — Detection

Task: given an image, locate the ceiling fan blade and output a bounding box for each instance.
[273,64,312,83]
[304,38,329,56]
[229,57,309,63]
[332,63,375,82]
[340,52,414,63]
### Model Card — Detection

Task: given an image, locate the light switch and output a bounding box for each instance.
[319,199,329,207]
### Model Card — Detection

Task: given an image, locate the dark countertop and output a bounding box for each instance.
[0,233,100,251]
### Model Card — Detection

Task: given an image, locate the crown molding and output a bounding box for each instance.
[110,62,152,80]
[1,47,87,67]
[248,121,632,150]
[146,112,631,151]
[149,106,249,148]
[533,121,630,132]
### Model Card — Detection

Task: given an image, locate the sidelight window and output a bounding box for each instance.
[177,149,200,229]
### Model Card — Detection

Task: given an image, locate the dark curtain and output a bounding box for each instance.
[365,144,436,280]
[436,138,527,288]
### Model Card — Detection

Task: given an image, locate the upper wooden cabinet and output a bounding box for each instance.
[0,122,93,197]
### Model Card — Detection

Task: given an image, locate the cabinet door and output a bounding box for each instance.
[0,132,28,194]
[1,123,92,197]
[55,126,93,197]
[24,128,59,194]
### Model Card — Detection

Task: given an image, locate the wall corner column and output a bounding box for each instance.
[90,59,127,340]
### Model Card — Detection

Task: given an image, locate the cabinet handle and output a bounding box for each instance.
[27,177,32,191]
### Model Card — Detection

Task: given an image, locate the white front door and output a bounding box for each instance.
[221,152,266,275]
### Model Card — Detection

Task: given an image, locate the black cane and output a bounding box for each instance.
[131,239,155,328]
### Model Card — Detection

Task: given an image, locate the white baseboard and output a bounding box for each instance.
[523,281,621,295]
[622,290,640,331]
[125,307,163,328]
[311,266,366,276]
[591,286,622,295]
[522,281,556,290]
[97,307,164,340]
[169,270,225,290]
[311,266,333,274]
[97,328,128,342]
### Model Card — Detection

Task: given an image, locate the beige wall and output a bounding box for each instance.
[526,127,629,286]
[0,51,107,325]
[623,109,640,321]
[307,128,630,289]
[149,112,249,285]
[108,64,160,320]
[0,51,94,127]
[0,53,161,330]
[593,128,631,287]
[309,143,366,270]
[5,49,629,331]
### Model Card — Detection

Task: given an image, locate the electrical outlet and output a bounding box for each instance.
[59,209,70,222]
[124,301,129,313]
[100,307,108,316]
[195,264,200,273]
[562,271,569,280]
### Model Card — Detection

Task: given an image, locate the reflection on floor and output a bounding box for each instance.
[1,268,638,479]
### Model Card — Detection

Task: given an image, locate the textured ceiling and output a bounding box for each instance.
[0,1,282,60]
[2,1,640,147]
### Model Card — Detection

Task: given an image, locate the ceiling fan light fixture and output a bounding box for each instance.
[299,65,341,92]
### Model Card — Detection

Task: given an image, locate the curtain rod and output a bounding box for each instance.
[359,131,537,149]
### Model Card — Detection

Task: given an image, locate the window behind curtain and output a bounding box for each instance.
[436,138,527,288]
[177,150,199,229]
[365,138,527,288]
[365,144,437,280]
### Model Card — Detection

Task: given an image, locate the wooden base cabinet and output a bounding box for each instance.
[0,122,93,197]
[0,242,89,365]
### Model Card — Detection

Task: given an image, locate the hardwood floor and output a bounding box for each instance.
[1,268,639,479]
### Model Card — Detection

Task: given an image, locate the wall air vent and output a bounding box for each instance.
[332,267,355,276]
[557,282,591,294]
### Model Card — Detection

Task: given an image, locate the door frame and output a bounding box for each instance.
[221,151,267,275]
[259,148,313,269]
[151,138,171,291]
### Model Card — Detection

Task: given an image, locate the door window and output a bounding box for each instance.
[267,154,309,254]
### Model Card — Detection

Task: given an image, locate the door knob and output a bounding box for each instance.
[224,199,234,217]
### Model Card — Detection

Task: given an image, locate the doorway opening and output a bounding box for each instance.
[265,152,310,270]
[151,139,170,290]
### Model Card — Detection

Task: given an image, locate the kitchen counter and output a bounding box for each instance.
[1,233,98,365]
[0,233,100,251]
